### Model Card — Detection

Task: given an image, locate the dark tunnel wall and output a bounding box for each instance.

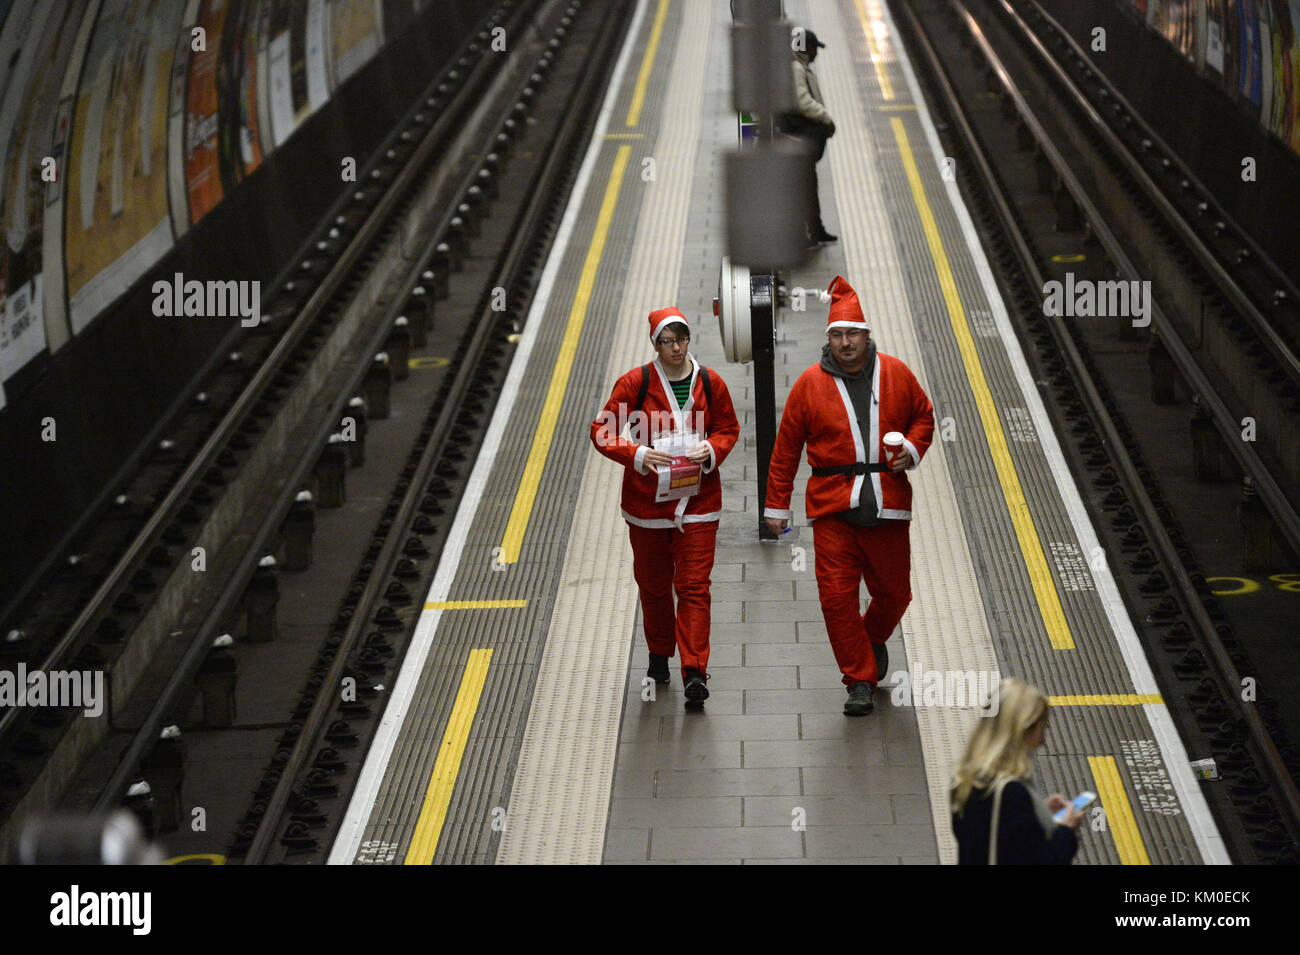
[1036,0,1300,284]
[0,1,483,611]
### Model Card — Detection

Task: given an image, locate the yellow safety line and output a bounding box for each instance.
[626,0,670,127]
[891,117,1074,650]
[424,600,528,610]
[498,144,633,563]
[1089,755,1151,865]
[165,853,226,865]
[404,648,494,865]
[1048,694,1164,706]
[855,0,895,101]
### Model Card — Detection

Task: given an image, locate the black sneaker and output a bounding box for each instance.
[647,653,671,685]
[872,642,889,685]
[812,228,838,244]
[683,668,709,704]
[844,681,874,716]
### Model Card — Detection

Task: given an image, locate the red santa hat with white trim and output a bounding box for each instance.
[648,306,690,343]
[823,275,870,331]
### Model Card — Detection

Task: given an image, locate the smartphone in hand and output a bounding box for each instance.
[1054,790,1096,822]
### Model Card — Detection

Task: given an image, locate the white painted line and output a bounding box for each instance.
[875,0,1228,864]
[327,0,653,865]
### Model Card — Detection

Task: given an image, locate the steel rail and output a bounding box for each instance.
[241,0,629,863]
[80,1,547,810]
[982,0,1300,559]
[0,8,526,750]
[902,0,1300,843]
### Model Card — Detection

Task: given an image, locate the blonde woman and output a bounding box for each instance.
[950,679,1083,864]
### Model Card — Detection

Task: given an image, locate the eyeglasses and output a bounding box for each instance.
[656,337,689,346]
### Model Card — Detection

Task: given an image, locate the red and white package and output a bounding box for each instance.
[655,456,702,502]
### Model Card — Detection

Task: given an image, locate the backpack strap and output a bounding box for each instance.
[635,364,651,414]
[638,363,710,417]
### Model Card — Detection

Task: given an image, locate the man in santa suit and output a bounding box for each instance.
[590,307,740,705]
[764,277,935,716]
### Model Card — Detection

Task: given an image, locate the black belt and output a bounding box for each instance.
[811,462,891,477]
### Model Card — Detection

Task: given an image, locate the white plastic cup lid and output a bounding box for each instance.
[883,431,904,446]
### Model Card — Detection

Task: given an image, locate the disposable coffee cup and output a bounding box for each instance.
[883,431,906,467]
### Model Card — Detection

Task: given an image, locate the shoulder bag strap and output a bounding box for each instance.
[988,777,1010,865]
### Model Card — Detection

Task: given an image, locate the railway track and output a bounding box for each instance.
[234,0,632,865]
[1,0,633,862]
[893,0,1300,862]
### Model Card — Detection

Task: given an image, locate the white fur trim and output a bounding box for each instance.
[622,510,720,529]
[832,377,865,510]
[651,314,691,343]
[651,355,698,430]
[868,358,883,513]
[901,437,920,469]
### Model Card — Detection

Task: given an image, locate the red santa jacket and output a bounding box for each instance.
[590,357,740,528]
[764,351,935,522]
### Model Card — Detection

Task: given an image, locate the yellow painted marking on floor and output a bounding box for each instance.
[891,117,1074,650]
[404,648,493,865]
[1050,253,1087,263]
[856,0,895,101]
[424,600,528,610]
[498,145,633,563]
[626,0,670,127]
[1089,755,1151,865]
[1205,576,1260,595]
[1048,694,1164,706]
[604,133,645,139]
[165,853,226,865]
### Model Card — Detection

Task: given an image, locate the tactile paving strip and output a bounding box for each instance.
[810,0,1218,862]
[495,0,712,864]
[805,0,1002,867]
[336,0,683,864]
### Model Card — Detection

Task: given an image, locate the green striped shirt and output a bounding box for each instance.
[669,374,692,407]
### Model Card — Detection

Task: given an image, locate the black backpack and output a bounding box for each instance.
[634,363,712,417]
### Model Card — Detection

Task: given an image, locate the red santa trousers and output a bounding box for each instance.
[627,521,717,678]
[811,515,912,686]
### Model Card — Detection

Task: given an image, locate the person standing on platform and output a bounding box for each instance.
[590,307,741,706]
[763,276,934,716]
[777,27,837,247]
[950,679,1083,864]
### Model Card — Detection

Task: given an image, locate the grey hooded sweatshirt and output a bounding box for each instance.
[819,340,880,526]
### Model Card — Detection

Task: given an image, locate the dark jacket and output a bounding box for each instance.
[819,341,879,526]
[952,779,1078,865]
